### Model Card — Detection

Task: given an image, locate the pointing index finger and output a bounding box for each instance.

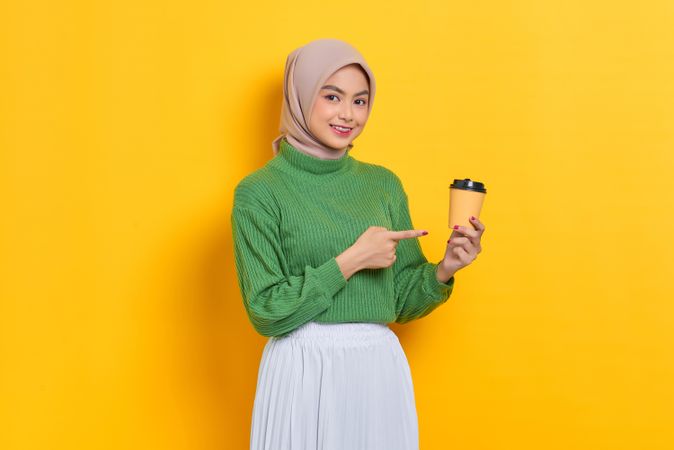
[389,229,429,241]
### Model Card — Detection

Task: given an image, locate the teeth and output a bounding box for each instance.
[332,125,351,132]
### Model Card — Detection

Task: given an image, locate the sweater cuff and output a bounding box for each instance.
[315,256,348,299]
[422,263,455,301]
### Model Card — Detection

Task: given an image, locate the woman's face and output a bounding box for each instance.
[308,64,370,151]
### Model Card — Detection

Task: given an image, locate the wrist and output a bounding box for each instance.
[336,245,365,280]
[435,261,456,284]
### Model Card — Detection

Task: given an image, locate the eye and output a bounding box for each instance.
[325,94,339,101]
[355,99,367,106]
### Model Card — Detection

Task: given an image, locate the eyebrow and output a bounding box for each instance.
[321,85,370,97]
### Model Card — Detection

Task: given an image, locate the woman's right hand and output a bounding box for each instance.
[336,226,429,280]
[351,226,429,270]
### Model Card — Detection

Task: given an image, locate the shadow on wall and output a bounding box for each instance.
[140,76,286,449]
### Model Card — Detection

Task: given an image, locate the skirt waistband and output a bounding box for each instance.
[275,321,395,346]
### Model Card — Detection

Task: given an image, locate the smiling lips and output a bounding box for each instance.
[330,124,353,136]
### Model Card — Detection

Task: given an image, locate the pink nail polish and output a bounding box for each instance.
[453,225,459,230]
[421,230,428,235]
[470,216,475,220]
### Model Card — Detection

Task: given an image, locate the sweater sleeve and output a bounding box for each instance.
[389,174,455,324]
[231,187,347,337]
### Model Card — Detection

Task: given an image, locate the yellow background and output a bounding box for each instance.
[2,1,673,449]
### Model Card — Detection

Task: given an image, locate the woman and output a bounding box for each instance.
[231,38,485,450]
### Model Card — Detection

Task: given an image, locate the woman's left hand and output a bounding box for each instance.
[437,216,485,281]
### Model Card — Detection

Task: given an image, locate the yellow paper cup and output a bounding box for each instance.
[449,178,486,229]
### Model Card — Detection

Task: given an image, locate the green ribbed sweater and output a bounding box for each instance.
[231,137,455,337]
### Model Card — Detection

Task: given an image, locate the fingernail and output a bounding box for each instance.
[470,216,475,220]
[453,225,459,230]
[447,239,451,243]
[421,230,428,235]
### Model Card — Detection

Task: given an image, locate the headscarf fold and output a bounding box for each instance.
[272,38,376,157]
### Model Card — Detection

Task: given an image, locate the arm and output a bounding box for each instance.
[389,175,455,324]
[231,196,347,337]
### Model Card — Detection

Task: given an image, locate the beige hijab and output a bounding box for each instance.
[271,38,376,158]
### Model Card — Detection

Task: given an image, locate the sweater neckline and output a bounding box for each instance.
[278,137,354,175]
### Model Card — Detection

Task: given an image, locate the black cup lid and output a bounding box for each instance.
[450,178,486,193]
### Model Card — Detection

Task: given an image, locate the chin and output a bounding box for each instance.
[329,140,352,150]
[318,136,349,150]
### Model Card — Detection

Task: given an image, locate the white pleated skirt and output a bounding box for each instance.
[250,321,419,450]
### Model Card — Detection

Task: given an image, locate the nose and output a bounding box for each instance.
[338,102,354,122]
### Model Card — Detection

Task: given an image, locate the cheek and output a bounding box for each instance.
[356,110,369,124]
[309,107,324,126]
[312,100,334,119]
[309,109,331,135]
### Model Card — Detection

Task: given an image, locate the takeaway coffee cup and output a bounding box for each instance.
[449,178,487,230]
